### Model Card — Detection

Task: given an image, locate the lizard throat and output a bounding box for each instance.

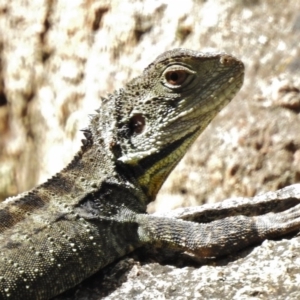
[132,129,199,202]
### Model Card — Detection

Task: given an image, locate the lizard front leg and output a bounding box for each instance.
[135,203,300,258]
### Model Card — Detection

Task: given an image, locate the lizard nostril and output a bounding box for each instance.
[129,114,146,135]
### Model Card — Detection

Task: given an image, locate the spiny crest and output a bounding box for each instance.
[80,130,93,147]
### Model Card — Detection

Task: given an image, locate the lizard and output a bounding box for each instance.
[1,48,300,299]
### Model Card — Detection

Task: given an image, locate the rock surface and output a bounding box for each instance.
[53,184,300,300]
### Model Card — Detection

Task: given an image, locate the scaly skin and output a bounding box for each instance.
[0,48,249,299]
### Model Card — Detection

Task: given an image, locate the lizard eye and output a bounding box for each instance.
[129,114,145,135]
[165,70,188,85]
[162,65,195,89]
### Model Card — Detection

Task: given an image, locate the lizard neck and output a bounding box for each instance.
[53,139,149,211]
[12,135,148,222]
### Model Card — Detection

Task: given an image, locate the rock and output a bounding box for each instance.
[54,184,300,299]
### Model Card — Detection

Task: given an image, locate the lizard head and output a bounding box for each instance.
[95,49,244,201]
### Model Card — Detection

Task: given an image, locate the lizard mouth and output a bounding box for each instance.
[162,63,244,142]
[118,52,244,168]
[132,62,244,199]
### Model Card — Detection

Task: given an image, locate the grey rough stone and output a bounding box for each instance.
[54,185,300,300]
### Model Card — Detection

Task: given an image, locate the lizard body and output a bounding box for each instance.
[1,49,299,299]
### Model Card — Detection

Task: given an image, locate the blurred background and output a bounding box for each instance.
[0,0,299,213]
